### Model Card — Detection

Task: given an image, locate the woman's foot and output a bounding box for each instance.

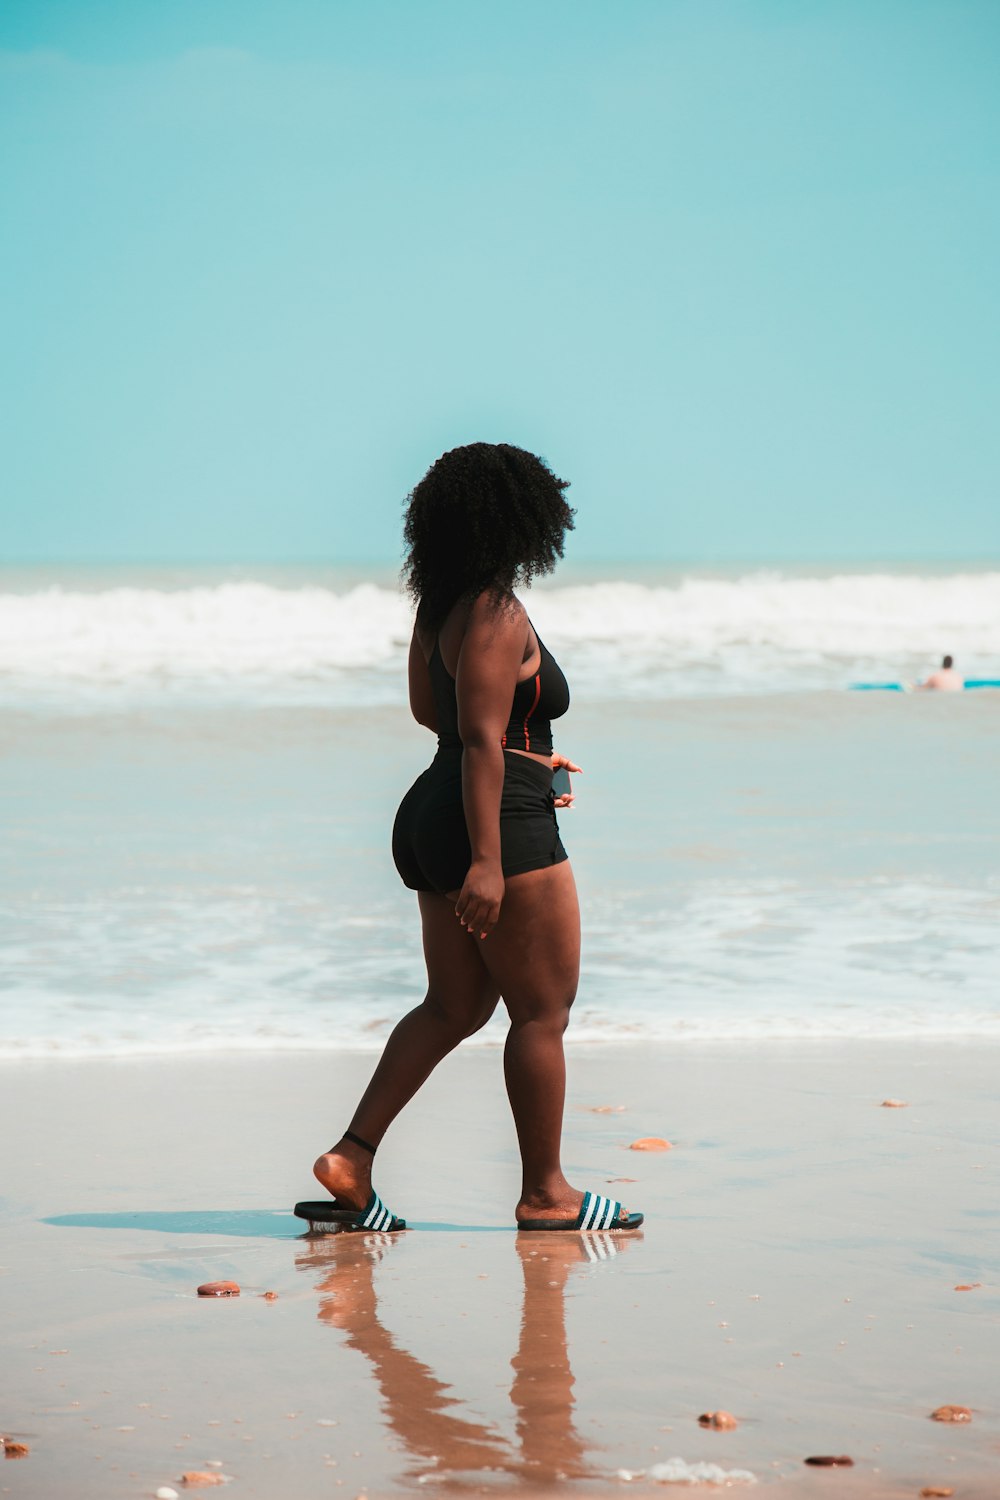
[516,1183,638,1230]
[313,1137,373,1212]
[515,1184,585,1227]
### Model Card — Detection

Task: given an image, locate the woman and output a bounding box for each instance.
[305,443,643,1233]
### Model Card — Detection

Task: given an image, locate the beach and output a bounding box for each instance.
[1,565,998,1495]
[2,1042,998,1497]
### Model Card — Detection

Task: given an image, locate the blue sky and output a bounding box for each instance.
[2,0,998,564]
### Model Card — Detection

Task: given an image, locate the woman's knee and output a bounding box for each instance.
[504,985,577,1030]
[422,989,498,1038]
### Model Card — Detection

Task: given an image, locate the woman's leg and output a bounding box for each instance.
[475,861,584,1224]
[314,891,501,1208]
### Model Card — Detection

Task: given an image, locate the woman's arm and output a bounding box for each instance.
[453,596,528,938]
[407,629,439,733]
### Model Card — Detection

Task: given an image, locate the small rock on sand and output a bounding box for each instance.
[930,1405,971,1423]
[588,1105,626,1113]
[196,1282,240,1297]
[880,1099,908,1108]
[920,1488,954,1498]
[262,1291,278,1300]
[180,1474,227,1487]
[2,1440,30,1459]
[698,1410,738,1430]
[953,1283,981,1291]
[804,1455,854,1466]
[629,1137,672,1152]
[157,1489,180,1499]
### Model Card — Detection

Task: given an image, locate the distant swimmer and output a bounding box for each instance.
[917,654,964,692]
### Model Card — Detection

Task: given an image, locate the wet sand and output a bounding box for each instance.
[1,1041,997,1497]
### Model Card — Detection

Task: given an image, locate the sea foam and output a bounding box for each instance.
[1,571,998,705]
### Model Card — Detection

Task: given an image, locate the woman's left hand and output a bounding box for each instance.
[550,751,582,810]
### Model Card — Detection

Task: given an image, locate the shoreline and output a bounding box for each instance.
[2,1041,997,1496]
[4,1031,1000,1066]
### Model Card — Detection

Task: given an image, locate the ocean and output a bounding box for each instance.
[2,563,998,1058]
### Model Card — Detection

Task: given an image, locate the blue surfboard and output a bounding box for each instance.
[850,680,1000,692]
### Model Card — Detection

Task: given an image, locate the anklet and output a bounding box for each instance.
[343,1129,377,1157]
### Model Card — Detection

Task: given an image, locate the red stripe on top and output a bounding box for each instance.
[522,674,542,751]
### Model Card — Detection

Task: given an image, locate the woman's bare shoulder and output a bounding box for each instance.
[466,588,527,635]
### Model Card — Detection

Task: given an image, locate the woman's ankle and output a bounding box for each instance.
[519,1174,575,1211]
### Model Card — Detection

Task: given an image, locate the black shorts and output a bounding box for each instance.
[392,748,568,895]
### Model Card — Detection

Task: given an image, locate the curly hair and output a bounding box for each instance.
[401,443,575,632]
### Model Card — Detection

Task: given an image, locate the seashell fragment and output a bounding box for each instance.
[953,1283,981,1291]
[180,1473,227,1487]
[920,1488,954,1497]
[698,1410,738,1429]
[629,1137,672,1152]
[880,1099,908,1108]
[804,1455,854,1466]
[2,1440,30,1459]
[196,1281,240,1297]
[930,1405,971,1423]
[262,1291,278,1300]
[157,1489,180,1499]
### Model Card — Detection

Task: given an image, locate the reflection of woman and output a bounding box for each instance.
[510,1236,595,1481]
[298,1229,631,1484]
[309,444,642,1233]
[298,1234,508,1479]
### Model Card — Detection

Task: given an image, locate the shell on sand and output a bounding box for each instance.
[196,1281,240,1297]
[953,1283,981,1291]
[880,1098,908,1108]
[698,1410,738,1430]
[262,1291,279,1300]
[588,1105,626,1113]
[2,1440,30,1459]
[920,1487,955,1497]
[930,1405,972,1423]
[804,1455,854,1467]
[629,1137,672,1151]
[180,1474,227,1487]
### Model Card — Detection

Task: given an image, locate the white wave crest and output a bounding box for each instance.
[0,571,998,704]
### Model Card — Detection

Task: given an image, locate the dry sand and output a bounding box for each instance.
[1,1041,997,1498]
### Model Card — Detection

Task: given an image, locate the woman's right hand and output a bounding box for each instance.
[455,859,505,939]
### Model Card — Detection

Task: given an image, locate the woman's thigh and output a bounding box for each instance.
[418,890,502,1031]
[472,861,581,1022]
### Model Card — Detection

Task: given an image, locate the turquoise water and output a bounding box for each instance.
[2,667,997,1055]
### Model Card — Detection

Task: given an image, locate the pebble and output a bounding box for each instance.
[180,1473,228,1486]
[880,1099,908,1108]
[698,1410,738,1429]
[157,1489,180,1499]
[953,1283,981,1291]
[196,1282,240,1298]
[920,1488,954,1498]
[930,1405,971,1423]
[2,1440,30,1459]
[629,1137,672,1152]
[262,1291,278,1301]
[804,1455,854,1466]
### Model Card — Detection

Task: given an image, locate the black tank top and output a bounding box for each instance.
[429,626,570,755]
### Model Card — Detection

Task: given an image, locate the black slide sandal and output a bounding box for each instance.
[293,1189,406,1234]
[518,1189,643,1232]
